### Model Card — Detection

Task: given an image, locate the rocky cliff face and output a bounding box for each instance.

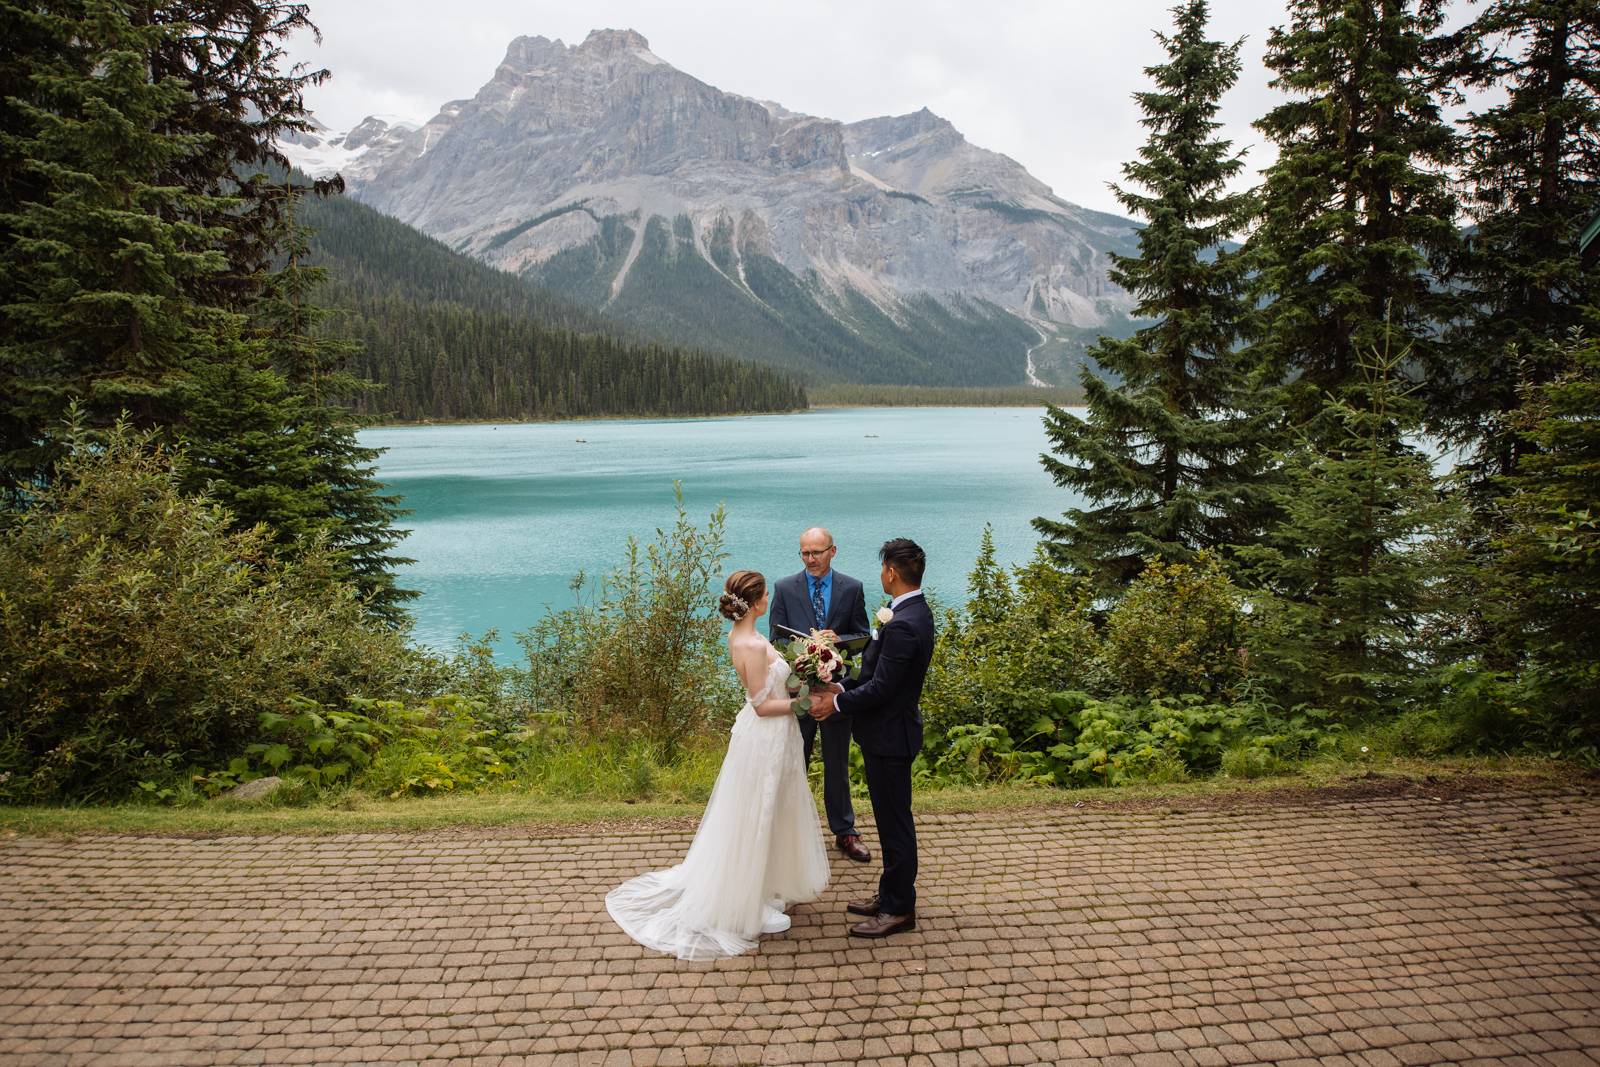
[283,29,1140,385]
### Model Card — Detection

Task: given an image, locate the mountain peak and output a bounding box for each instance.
[907,107,957,135]
[577,28,652,56]
[843,108,965,158]
[498,35,567,74]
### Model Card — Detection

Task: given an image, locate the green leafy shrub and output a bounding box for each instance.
[504,725,723,803]
[193,695,398,796]
[0,430,428,801]
[434,630,530,733]
[201,694,514,800]
[1018,688,1328,787]
[1219,742,1288,779]
[934,723,1026,785]
[1097,553,1251,698]
[515,486,741,755]
[924,532,1097,742]
[363,695,511,798]
[1379,664,1597,763]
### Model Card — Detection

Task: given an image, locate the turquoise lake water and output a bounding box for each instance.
[363,406,1088,657]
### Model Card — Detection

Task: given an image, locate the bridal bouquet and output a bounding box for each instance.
[780,629,853,701]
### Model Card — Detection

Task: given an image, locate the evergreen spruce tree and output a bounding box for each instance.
[1,1,414,620]
[178,359,324,544]
[1247,0,1461,430]
[0,3,67,318]
[146,0,328,312]
[1238,338,1458,717]
[1035,0,1268,594]
[0,1,246,497]
[306,421,414,624]
[1443,1,1600,486]
[1485,331,1600,742]
[249,178,415,621]
[965,524,1016,628]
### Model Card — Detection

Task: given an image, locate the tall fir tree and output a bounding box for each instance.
[251,178,415,621]
[0,3,68,339]
[146,0,328,311]
[1483,330,1600,742]
[178,358,325,545]
[0,1,413,620]
[1247,0,1461,431]
[1443,1,1600,486]
[1035,0,1269,594]
[965,524,1016,628]
[0,1,247,495]
[1238,337,1458,718]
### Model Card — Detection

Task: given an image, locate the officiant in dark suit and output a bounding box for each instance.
[768,526,872,863]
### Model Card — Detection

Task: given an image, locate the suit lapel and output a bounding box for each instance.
[799,573,817,630]
[789,573,807,630]
[825,576,848,632]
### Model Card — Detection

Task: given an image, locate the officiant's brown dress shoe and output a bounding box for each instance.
[849,911,916,938]
[846,893,879,917]
[836,834,871,863]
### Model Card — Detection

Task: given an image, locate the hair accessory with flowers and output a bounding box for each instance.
[726,593,749,619]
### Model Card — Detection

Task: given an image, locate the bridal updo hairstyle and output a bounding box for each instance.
[720,570,765,622]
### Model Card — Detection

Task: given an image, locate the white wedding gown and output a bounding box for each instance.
[606,652,830,960]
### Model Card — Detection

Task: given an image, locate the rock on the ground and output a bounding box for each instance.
[223,776,283,802]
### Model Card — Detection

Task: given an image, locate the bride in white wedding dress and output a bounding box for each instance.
[605,569,830,960]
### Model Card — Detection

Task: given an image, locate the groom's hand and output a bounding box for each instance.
[809,688,836,720]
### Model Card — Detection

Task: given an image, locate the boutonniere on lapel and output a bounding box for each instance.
[872,603,894,638]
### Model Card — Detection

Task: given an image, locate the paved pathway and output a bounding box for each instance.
[2,781,1599,1067]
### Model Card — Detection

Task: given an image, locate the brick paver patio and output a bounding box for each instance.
[2,780,1598,1066]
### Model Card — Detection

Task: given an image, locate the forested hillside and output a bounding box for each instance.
[530,214,1044,386]
[298,191,808,420]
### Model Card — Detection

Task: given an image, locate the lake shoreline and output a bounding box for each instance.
[368,407,809,429]
[369,400,1075,429]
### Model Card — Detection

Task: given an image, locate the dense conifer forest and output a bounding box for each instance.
[298,192,809,421]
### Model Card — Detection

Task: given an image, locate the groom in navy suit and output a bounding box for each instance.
[768,526,872,864]
[812,537,934,939]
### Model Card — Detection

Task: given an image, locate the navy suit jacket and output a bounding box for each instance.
[768,569,870,647]
[837,592,934,759]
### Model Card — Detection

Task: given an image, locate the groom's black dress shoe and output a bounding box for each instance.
[837,834,871,863]
[849,911,916,938]
[846,893,879,916]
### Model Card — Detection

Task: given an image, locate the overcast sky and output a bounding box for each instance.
[282,0,1479,218]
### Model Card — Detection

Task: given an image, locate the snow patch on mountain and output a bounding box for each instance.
[276,115,419,179]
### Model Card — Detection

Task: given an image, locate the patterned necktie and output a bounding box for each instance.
[811,577,826,629]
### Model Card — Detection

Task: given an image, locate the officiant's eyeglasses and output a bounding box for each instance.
[799,547,835,558]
